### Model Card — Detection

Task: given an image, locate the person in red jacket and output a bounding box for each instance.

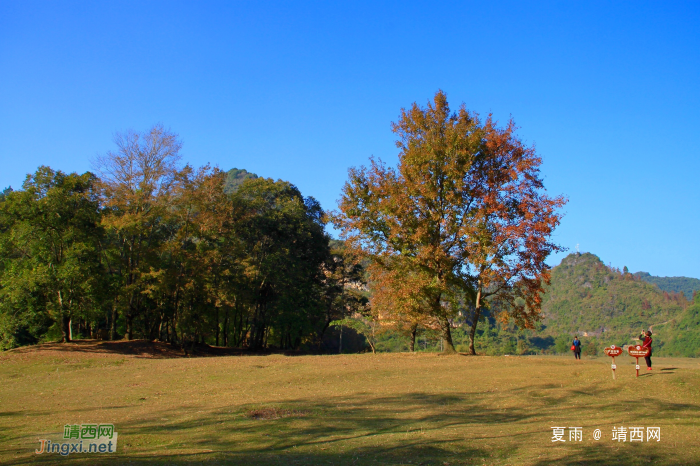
[640,330,653,370]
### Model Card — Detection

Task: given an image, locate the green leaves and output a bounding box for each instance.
[231,177,331,349]
[0,167,102,345]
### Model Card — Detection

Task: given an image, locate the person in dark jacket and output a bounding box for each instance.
[572,336,581,360]
[640,330,653,370]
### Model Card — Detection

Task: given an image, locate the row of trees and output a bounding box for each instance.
[0,125,366,350]
[2,92,565,354]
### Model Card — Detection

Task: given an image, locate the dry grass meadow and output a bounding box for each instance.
[1,340,699,465]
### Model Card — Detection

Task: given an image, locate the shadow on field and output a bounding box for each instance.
[6,391,508,465]
[4,340,336,360]
[10,386,700,466]
[6,340,190,359]
[5,352,699,466]
[532,445,676,466]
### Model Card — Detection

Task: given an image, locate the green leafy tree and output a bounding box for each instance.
[2,128,339,352]
[0,167,102,344]
[231,177,330,350]
[319,240,369,350]
[330,316,381,353]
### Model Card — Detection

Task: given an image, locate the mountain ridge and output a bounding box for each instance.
[633,271,700,300]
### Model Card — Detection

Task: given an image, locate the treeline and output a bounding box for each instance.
[2,93,571,355]
[0,125,366,351]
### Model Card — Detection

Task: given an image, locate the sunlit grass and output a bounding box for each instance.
[1,343,699,465]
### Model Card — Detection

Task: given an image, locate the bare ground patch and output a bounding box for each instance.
[246,407,310,420]
[0,339,251,362]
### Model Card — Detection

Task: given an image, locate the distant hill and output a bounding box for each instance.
[224,168,258,193]
[540,253,688,354]
[633,272,700,300]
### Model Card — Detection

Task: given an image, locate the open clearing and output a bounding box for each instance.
[1,341,699,465]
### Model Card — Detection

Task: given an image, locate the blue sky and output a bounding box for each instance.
[1,1,698,278]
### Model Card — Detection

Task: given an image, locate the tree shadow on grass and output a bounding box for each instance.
[4,340,343,360]
[6,385,700,465]
[19,446,487,465]
[4,340,183,359]
[531,444,686,466]
[5,391,523,465]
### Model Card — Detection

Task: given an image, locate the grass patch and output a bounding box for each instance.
[0,343,699,464]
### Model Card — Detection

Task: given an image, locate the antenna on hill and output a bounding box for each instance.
[576,243,580,254]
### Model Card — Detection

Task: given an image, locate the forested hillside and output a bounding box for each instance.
[633,272,700,300]
[538,253,689,354]
[659,292,700,357]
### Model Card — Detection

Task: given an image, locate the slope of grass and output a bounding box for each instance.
[1,341,699,465]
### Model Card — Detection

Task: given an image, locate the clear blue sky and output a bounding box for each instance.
[1,1,698,278]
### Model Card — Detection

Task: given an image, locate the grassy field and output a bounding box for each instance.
[1,341,699,465]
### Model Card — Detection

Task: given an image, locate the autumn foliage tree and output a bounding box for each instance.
[368,262,434,352]
[461,112,566,354]
[333,91,565,353]
[94,124,182,340]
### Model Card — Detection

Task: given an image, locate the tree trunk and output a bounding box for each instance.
[468,285,483,355]
[158,313,164,341]
[339,325,343,354]
[58,291,71,342]
[149,316,159,341]
[409,323,418,352]
[223,308,229,347]
[126,313,133,341]
[468,308,481,355]
[61,314,72,343]
[438,316,456,353]
[432,291,455,353]
[249,310,259,349]
[110,298,118,341]
[215,307,220,347]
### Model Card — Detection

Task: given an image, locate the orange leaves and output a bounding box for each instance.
[334,91,566,352]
